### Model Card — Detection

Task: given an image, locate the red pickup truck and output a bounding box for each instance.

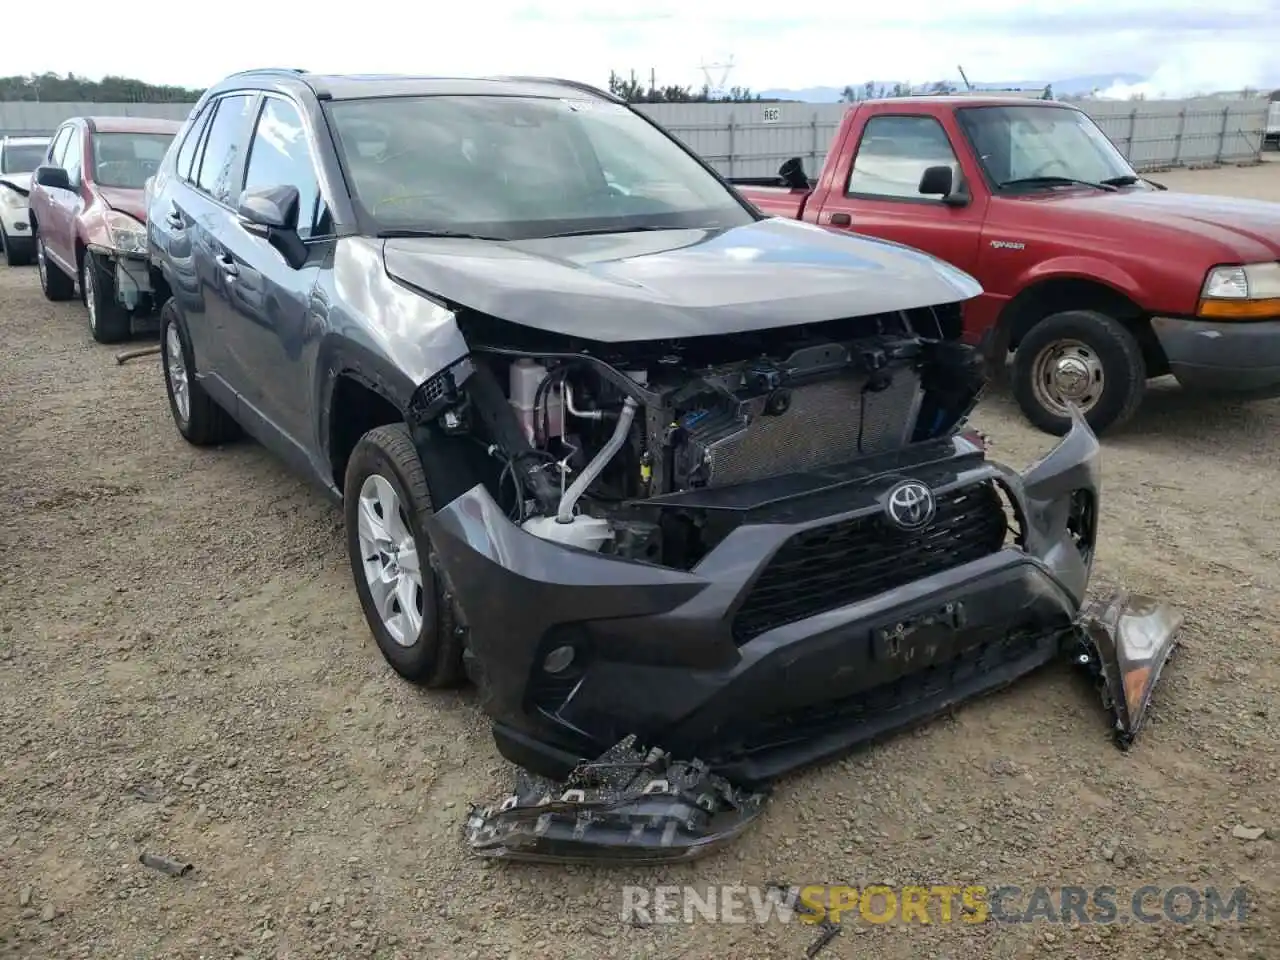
[732,96,1280,435]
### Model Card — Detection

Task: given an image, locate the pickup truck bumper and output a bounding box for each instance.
[1152,317,1280,399]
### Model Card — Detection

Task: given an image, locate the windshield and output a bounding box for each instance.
[91,133,175,189]
[1,143,48,174]
[325,95,754,239]
[956,105,1136,188]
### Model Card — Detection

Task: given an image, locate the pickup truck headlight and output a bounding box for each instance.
[105,210,147,256]
[1198,262,1280,319]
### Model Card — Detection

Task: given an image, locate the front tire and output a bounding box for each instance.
[159,298,241,446]
[1012,309,1146,436]
[344,423,464,688]
[83,254,132,343]
[1,226,33,266]
[36,236,74,301]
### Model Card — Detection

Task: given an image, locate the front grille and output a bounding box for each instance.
[732,481,1009,644]
[703,372,920,488]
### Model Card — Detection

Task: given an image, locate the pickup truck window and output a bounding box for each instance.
[848,115,958,201]
[326,95,755,240]
[957,104,1135,187]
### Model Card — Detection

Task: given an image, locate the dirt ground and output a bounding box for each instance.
[1,161,1278,960]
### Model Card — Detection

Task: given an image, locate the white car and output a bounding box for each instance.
[0,135,50,266]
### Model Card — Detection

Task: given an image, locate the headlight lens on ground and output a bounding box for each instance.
[106,210,147,255]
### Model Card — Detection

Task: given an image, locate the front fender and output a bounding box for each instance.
[1017,255,1145,303]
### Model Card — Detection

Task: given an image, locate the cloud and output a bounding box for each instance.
[5,0,1278,95]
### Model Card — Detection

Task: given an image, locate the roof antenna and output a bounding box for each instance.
[957,65,973,91]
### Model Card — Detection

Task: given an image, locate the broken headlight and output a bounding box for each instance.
[105,210,147,255]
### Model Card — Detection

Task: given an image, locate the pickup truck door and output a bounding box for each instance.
[806,110,987,276]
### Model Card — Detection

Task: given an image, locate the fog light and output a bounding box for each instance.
[543,645,576,674]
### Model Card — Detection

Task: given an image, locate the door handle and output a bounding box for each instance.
[828,212,852,226]
[217,253,238,277]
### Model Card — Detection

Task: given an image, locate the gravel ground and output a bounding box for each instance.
[2,162,1278,960]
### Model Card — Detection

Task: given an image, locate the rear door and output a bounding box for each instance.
[176,93,260,397]
[812,111,987,275]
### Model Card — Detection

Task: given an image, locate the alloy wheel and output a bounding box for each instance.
[83,261,97,332]
[164,322,190,425]
[356,474,424,647]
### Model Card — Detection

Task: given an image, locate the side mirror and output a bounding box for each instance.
[778,156,809,190]
[236,184,306,269]
[35,165,72,191]
[918,164,969,206]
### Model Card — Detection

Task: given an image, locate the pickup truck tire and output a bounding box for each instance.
[1012,309,1145,437]
[36,237,75,301]
[159,299,241,446]
[343,423,465,689]
[83,254,132,344]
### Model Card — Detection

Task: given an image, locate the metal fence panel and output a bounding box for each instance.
[0,101,196,136]
[634,98,1268,177]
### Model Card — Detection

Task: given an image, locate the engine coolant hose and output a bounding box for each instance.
[555,397,638,523]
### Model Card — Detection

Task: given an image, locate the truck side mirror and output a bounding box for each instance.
[778,156,809,190]
[918,165,969,206]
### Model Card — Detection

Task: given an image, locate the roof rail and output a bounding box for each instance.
[490,76,624,104]
[223,67,309,79]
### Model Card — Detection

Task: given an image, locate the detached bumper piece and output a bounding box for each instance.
[465,736,768,865]
[1075,591,1184,748]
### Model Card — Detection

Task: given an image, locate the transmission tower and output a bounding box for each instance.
[699,56,735,97]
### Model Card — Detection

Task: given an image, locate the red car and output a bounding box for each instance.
[28,116,181,343]
[732,97,1280,435]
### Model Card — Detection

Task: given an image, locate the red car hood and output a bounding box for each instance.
[1005,189,1280,262]
[97,186,148,223]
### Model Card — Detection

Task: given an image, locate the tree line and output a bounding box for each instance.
[0,73,203,102]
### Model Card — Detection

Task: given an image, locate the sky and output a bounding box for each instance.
[6,0,1279,97]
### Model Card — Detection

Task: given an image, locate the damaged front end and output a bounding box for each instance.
[398,302,1183,864]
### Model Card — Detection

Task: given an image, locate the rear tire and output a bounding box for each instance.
[160,298,241,446]
[36,236,74,301]
[1012,309,1146,436]
[344,423,464,688]
[83,253,132,343]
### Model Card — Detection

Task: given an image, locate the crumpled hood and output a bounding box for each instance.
[1018,189,1280,262]
[382,217,982,341]
[97,186,148,223]
[0,172,31,198]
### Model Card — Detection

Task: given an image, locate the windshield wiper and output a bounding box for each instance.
[1099,175,1141,187]
[998,176,1117,193]
[376,229,507,241]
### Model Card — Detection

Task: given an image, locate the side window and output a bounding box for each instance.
[48,127,72,167]
[175,104,213,182]
[242,97,326,239]
[194,94,255,205]
[62,127,83,183]
[847,116,959,201]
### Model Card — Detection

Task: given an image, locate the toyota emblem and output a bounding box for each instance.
[885,479,936,530]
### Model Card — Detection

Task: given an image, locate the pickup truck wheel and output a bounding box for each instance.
[160,299,241,445]
[1012,309,1146,436]
[344,424,464,689]
[83,254,132,344]
[36,237,75,301]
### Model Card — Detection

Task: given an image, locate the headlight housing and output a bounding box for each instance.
[0,186,26,211]
[105,210,147,255]
[1199,262,1280,319]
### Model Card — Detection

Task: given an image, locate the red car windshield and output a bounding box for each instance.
[92,132,175,189]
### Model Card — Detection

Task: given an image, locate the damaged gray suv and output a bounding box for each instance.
[147,69,1182,863]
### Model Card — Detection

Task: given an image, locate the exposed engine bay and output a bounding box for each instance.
[413,303,985,566]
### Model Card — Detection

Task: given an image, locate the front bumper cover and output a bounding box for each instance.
[435,410,1183,863]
